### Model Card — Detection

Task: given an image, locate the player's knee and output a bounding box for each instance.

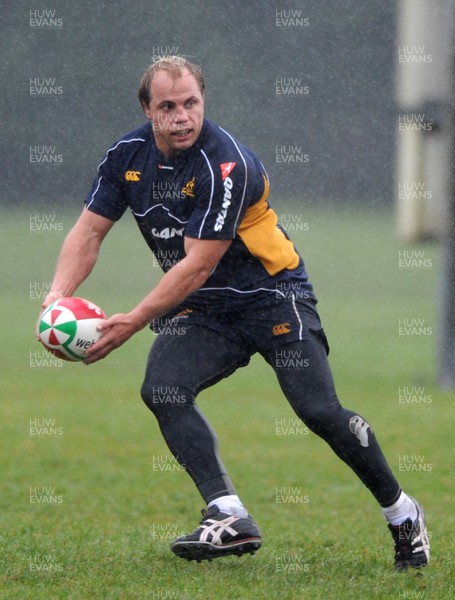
[141,377,193,415]
[298,396,343,434]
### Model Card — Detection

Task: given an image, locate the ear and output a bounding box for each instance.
[143,103,152,120]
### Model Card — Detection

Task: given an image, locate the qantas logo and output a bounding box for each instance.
[214,163,237,232]
[214,176,233,232]
[151,227,184,239]
[220,162,236,180]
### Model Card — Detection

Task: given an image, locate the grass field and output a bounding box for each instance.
[1,202,454,599]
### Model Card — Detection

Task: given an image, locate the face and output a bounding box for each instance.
[143,69,205,158]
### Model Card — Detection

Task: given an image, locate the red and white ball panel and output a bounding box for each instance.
[38,297,106,361]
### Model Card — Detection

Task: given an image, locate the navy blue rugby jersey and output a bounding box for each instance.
[85,118,315,312]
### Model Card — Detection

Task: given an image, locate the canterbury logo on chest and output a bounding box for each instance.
[125,170,141,181]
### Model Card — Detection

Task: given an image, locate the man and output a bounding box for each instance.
[39,56,429,569]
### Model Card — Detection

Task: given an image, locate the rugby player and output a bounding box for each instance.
[39,56,429,570]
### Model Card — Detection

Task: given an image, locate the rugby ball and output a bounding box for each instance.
[38,297,106,361]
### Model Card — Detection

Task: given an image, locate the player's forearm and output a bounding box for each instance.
[44,227,101,306]
[84,238,231,364]
[128,238,231,331]
[129,259,210,330]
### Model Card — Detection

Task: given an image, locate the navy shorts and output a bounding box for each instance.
[151,295,329,358]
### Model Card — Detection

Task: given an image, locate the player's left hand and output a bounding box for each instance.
[83,313,139,364]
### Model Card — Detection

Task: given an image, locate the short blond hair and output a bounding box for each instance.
[138,55,205,108]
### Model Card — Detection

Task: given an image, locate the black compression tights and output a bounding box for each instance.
[141,325,401,507]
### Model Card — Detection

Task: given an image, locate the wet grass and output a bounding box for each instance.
[1,203,452,599]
